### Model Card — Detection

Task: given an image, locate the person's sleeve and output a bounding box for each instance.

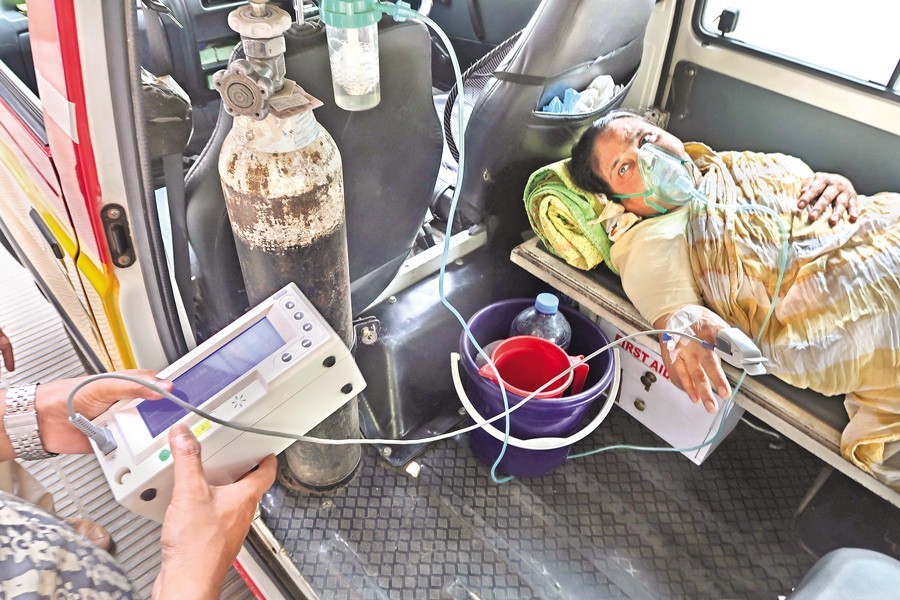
[610,214,702,325]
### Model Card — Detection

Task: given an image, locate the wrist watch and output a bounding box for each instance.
[3,383,58,460]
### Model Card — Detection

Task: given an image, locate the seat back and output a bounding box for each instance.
[448,0,654,251]
[184,20,442,338]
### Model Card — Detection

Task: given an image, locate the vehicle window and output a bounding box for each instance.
[0,3,45,144]
[0,3,38,96]
[699,0,900,92]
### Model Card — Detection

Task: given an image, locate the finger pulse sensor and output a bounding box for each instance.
[90,283,365,522]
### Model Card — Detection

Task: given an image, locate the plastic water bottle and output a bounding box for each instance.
[509,293,572,350]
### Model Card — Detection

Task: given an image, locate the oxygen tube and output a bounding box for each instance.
[70,2,790,484]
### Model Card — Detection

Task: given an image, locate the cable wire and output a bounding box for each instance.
[66,330,707,449]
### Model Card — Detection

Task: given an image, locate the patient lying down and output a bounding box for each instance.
[562,110,900,488]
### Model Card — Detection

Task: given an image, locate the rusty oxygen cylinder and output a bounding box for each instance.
[218,107,361,492]
[213,1,360,492]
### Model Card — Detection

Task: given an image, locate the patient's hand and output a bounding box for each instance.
[798,172,858,225]
[654,307,731,413]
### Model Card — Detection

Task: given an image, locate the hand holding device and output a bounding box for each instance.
[153,424,276,600]
[658,305,767,413]
[37,371,172,455]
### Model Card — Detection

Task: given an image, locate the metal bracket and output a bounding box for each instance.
[353,316,381,348]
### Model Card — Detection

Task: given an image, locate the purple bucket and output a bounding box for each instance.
[459,299,615,477]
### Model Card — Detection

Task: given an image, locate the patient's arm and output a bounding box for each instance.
[654,306,731,414]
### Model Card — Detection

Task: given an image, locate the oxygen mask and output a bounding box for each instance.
[614,143,705,214]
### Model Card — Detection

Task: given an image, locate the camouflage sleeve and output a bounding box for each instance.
[0,490,133,599]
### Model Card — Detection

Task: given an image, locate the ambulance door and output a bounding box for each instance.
[0,2,112,372]
[0,0,174,373]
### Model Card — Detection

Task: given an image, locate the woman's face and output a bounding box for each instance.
[591,117,690,216]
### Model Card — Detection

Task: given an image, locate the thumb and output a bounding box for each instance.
[235,454,277,499]
[169,424,207,497]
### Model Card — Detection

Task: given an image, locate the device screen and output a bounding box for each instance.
[137,318,286,438]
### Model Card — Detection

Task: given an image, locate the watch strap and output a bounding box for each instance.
[3,384,58,460]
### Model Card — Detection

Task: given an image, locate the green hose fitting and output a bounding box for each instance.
[320,0,416,27]
[319,0,382,28]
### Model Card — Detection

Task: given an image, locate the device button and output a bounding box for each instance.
[301,338,312,348]
[281,352,292,363]
[140,488,157,502]
[285,301,296,310]
[293,311,304,321]
[192,420,212,439]
[158,449,171,461]
[302,322,313,332]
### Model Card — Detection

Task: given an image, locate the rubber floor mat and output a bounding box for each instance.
[260,407,823,599]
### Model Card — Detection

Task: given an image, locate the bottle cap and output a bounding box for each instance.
[535,293,559,314]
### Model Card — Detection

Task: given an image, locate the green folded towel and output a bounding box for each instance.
[523,159,617,273]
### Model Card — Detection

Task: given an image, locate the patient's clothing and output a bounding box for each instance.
[613,143,900,486]
[609,206,698,324]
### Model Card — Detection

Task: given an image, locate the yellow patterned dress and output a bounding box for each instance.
[685,143,900,486]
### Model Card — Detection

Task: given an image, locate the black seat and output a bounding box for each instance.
[442,0,654,251]
[184,19,442,338]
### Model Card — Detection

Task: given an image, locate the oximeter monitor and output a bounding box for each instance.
[91,282,366,522]
[137,318,285,438]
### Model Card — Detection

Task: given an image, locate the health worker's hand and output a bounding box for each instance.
[654,308,731,413]
[154,424,277,600]
[33,370,173,456]
[0,325,14,372]
[798,172,858,225]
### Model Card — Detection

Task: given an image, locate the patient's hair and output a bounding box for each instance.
[569,109,648,195]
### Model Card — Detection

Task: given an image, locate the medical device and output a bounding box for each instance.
[713,327,768,376]
[613,143,706,213]
[638,143,703,205]
[84,282,365,522]
[320,0,384,111]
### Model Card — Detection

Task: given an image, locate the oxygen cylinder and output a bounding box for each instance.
[218,109,361,491]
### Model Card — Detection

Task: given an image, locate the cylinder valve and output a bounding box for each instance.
[212,0,292,120]
[212,59,274,120]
